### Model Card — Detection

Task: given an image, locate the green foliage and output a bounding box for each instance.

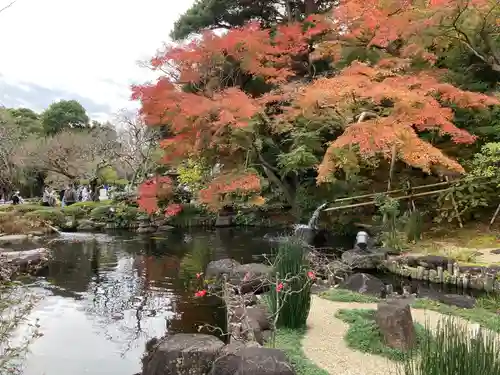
[97,166,118,184]
[268,240,312,329]
[41,100,90,135]
[411,299,500,333]
[177,159,206,192]
[400,318,500,375]
[112,205,139,227]
[373,195,407,251]
[7,107,43,135]
[89,205,113,221]
[167,204,215,228]
[24,209,65,226]
[61,205,86,218]
[336,309,427,362]
[269,328,329,375]
[320,289,381,303]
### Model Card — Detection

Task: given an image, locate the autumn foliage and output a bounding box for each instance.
[133,0,500,212]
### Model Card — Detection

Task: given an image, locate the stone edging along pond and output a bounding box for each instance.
[382,255,500,292]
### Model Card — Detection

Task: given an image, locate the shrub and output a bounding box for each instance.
[61,205,86,218]
[13,204,45,214]
[400,318,500,375]
[89,205,113,221]
[24,209,65,227]
[268,240,312,329]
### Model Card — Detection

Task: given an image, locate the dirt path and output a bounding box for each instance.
[302,295,482,375]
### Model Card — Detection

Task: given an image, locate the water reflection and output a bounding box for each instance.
[21,228,280,375]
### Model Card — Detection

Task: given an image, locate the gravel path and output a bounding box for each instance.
[302,295,482,375]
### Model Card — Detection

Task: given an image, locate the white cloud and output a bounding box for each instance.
[0,0,195,117]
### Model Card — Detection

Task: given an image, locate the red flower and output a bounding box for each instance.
[307,271,316,280]
[276,283,284,292]
[194,290,207,297]
[196,272,203,279]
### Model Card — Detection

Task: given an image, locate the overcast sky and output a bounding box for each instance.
[0,0,194,119]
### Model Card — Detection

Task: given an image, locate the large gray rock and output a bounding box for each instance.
[206,259,242,281]
[339,273,385,297]
[437,294,476,309]
[232,263,272,294]
[142,333,225,375]
[341,249,385,270]
[375,300,416,351]
[210,347,295,375]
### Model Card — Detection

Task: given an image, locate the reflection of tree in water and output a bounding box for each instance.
[85,244,179,354]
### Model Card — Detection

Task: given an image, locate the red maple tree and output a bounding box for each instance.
[133,1,500,210]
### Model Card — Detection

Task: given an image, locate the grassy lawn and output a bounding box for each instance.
[335,308,427,361]
[270,328,329,375]
[321,289,500,332]
[404,223,500,265]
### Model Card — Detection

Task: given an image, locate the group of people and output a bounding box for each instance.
[42,184,92,207]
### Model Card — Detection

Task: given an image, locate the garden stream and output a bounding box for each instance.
[14,228,492,375]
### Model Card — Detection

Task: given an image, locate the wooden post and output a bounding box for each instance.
[445,176,463,228]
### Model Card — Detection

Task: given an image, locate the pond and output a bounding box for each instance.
[19,228,284,375]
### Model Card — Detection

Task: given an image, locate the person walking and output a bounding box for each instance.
[63,184,77,206]
[42,187,51,207]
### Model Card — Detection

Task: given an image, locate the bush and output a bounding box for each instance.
[24,209,65,226]
[89,205,113,221]
[401,317,500,375]
[268,240,312,329]
[13,204,45,214]
[61,205,86,218]
[0,212,35,234]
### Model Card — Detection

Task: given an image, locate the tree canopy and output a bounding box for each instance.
[41,100,90,135]
[170,0,335,40]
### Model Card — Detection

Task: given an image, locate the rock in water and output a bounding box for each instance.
[210,347,296,375]
[341,249,385,270]
[375,300,416,351]
[142,333,225,375]
[339,273,385,297]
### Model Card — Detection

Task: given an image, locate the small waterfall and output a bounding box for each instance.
[293,203,328,244]
[307,203,328,229]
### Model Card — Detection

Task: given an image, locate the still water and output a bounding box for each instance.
[19,229,280,375]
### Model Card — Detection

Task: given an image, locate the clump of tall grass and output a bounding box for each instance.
[400,317,500,375]
[268,239,312,329]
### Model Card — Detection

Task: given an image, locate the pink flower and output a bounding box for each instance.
[276,283,284,292]
[307,271,316,280]
[196,272,203,279]
[243,272,251,282]
[194,290,207,297]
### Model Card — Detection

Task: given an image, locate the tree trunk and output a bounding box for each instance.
[304,0,317,15]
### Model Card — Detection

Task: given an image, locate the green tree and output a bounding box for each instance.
[41,100,90,135]
[170,0,334,40]
[7,107,43,135]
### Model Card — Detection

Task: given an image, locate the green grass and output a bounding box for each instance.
[335,309,428,362]
[412,298,500,333]
[320,289,500,333]
[320,288,381,303]
[270,328,328,375]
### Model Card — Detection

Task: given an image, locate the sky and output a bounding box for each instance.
[0,0,195,120]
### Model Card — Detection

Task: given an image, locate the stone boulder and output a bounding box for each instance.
[206,259,242,281]
[142,333,225,375]
[341,249,385,270]
[232,263,272,294]
[156,225,174,232]
[339,273,385,297]
[136,226,156,234]
[77,219,96,231]
[210,347,295,375]
[231,306,272,345]
[407,255,451,270]
[375,300,416,351]
[490,249,500,255]
[437,294,476,309]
